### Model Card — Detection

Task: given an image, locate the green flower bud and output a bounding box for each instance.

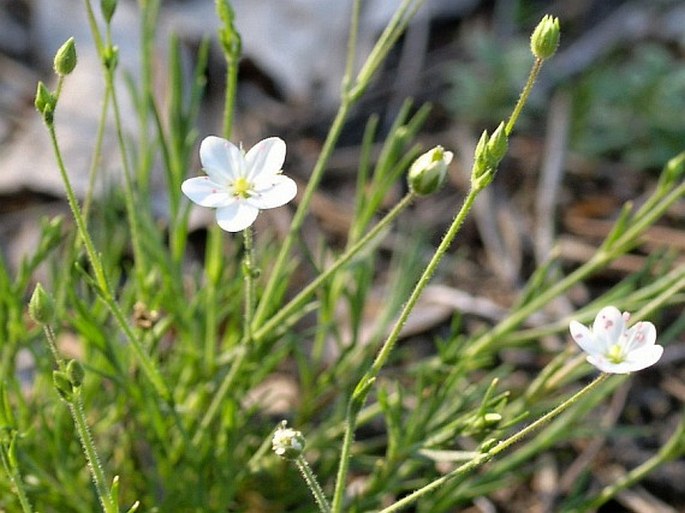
[272,421,305,460]
[66,360,85,387]
[485,122,508,165]
[53,37,77,76]
[408,146,453,196]
[34,82,56,124]
[472,129,490,175]
[28,283,55,325]
[101,0,118,23]
[530,15,560,60]
[102,45,119,71]
[53,371,74,402]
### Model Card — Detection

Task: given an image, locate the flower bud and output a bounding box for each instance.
[53,37,77,76]
[34,82,56,124]
[485,122,508,165]
[530,15,560,60]
[272,421,305,460]
[102,45,119,71]
[28,283,55,325]
[101,0,118,23]
[53,371,74,402]
[66,360,85,387]
[408,146,453,196]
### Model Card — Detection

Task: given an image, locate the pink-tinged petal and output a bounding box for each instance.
[623,321,657,352]
[592,306,624,351]
[624,344,664,371]
[200,136,244,183]
[215,202,259,232]
[248,175,297,209]
[181,177,234,208]
[569,320,600,355]
[245,137,286,180]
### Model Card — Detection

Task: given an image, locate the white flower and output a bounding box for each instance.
[182,136,297,232]
[569,306,663,374]
[272,421,305,460]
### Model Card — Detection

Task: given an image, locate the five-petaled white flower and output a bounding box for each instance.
[569,306,663,374]
[182,136,297,232]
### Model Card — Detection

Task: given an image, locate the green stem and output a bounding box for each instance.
[104,67,148,291]
[0,445,35,513]
[82,87,111,223]
[45,121,170,402]
[363,187,479,384]
[46,123,108,291]
[331,187,480,513]
[70,396,118,513]
[253,0,426,329]
[378,374,611,513]
[42,324,116,513]
[295,456,332,513]
[505,58,543,136]
[243,227,256,339]
[191,344,247,447]
[252,193,415,341]
[251,100,351,328]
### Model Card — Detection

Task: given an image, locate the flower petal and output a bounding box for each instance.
[623,321,657,352]
[181,177,234,208]
[569,320,599,355]
[200,136,244,183]
[249,175,297,209]
[592,306,624,351]
[215,202,259,232]
[245,137,286,180]
[623,344,664,372]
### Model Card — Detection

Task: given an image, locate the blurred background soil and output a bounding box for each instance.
[1,0,685,511]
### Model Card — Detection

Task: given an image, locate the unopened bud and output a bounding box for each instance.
[408,146,453,196]
[54,37,77,76]
[34,82,56,124]
[486,122,508,165]
[29,284,55,325]
[530,15,560,60]
[101,0,118,23]
[53,371,74,402]
[272,421,305,460]
[66,360,85,387]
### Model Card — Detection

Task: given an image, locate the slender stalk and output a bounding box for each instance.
[505,58,543,136]
[42,325,116,513]
[69,397,118,513]
[45,118,170,402]
[331,187,480,513]
[82,87,111,223]
[253,0,426,329]
[252,193,415,341]
[252,100,351,328]
[103,67,148,291]
[295,456,332,513]
[0,447,34,513]
[191,344,247,447]
[242,227,256,339]
[377,374,611,513]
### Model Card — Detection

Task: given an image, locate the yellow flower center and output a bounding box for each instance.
[232,177,252,199]
[607,343,624,364]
